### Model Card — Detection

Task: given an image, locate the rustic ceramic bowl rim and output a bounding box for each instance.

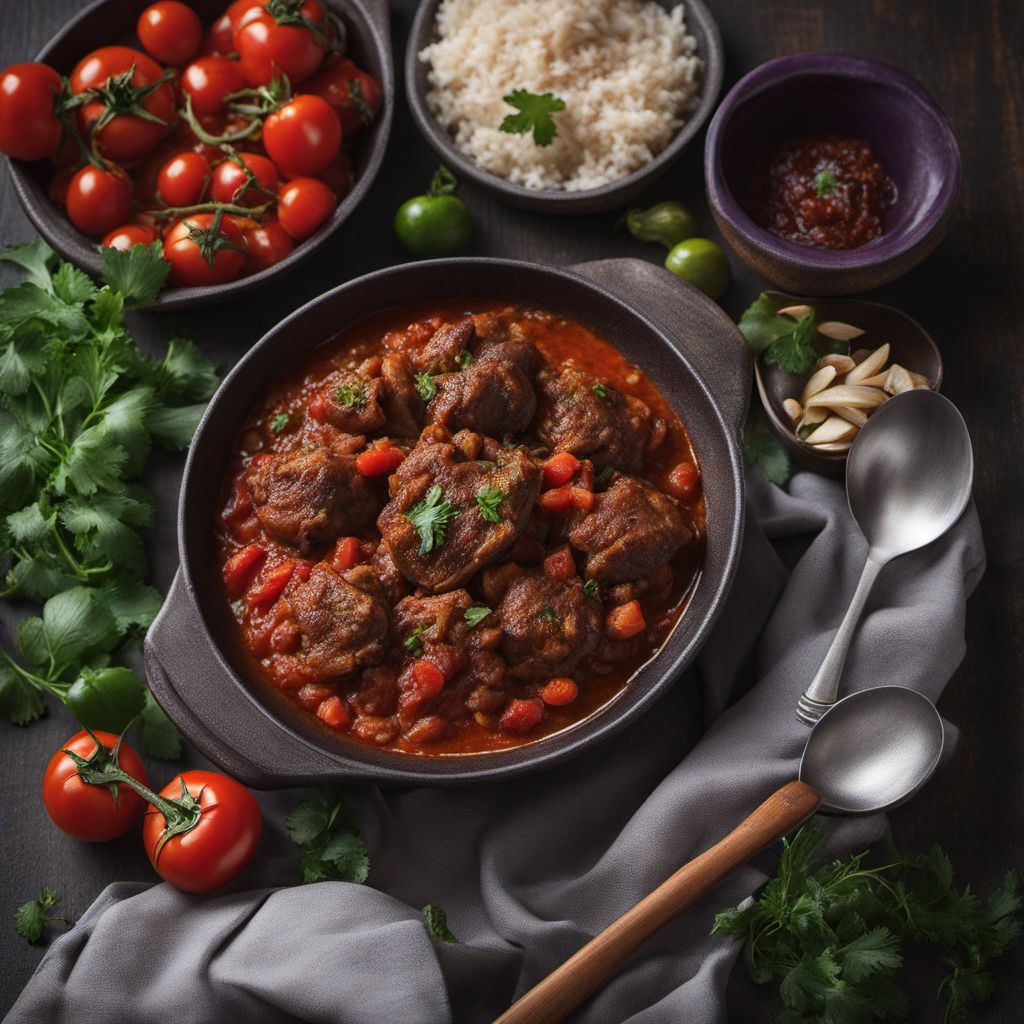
[405,0,724,208]
[704,52,961,272]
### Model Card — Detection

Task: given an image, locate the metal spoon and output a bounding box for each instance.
[796,389,973,724]
[494,687,946,1024]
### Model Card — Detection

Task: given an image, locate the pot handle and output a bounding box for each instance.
[145,571,377,788]
[569,258,751,438]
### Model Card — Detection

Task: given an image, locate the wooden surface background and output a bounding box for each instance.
[1,0,1021,1020]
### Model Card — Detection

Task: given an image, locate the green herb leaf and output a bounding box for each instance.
[101,242,170,307]
[455,349,472,370]
[464,606,491,628]
[405,485,460,557]
[336,382,366,407]
[157,338,219,403]
[744,423,792,486]
[0,239,57,292]
[763,313,819,375]
[475,485,505,523]
[737,293,824,375]
[403,623,430,658]
[591,382,611,400]
[538,604,556,622]
[414,372,438,403]
[287,787,370,885]
[423,904,459,943]
[270,413,290,434]
[815,168,839,198]
[64,666,146,734]
[138,688,183,759]
[500,89,566,147]
[0,664,46,726]
[14,887,62,944]
[583,579,600,599]
[148,402,208,450]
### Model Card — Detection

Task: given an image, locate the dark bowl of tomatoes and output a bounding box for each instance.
[144,256,751,788]
[3,0,392,310]
[705,53,961,295]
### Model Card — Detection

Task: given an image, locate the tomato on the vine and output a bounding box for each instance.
[181,55,246,117]
[164,211,248,285]
[101,223,159,251]
[42,731,149,842]
[243,215,294,272]
[156,151,211,207]
[304,58,381,135]
[234,0,329,87]
[137,1,203,67]
[277,177,335,240]
[263,94,340,176]
[142,770,262,893]
[0,62,63,161]
[66,164,133,236]
[211,152,279,207]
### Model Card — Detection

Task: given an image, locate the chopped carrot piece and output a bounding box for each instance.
[317,695,351,730]
[247,560,296,609]
[606,600,646,640]
[222,544,266,598]
[541,678,578,706]
[330,536,365,573]
[543,451,580,488]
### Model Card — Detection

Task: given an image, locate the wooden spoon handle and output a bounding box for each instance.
[493,780,821,1024]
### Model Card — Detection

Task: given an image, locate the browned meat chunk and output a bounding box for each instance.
[394,589,502,657]
[536,369,652,472]
[377,428,542,591]
[414,317,475,373]
[569,476,691,584]
[314,373,387,435]
[427,361,536,437]
[278,564,389,682]
[370,540,410,603]
[379,353,424,437]
[497,570,601,679]
[247,445,381,554]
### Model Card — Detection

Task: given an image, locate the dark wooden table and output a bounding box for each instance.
[1,1,1021,1020]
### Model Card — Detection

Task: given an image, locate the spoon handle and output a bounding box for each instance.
[797,551,886,724]
[492,781,822,1024]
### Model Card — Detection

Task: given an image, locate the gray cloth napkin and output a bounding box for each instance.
[5,470,985,1024]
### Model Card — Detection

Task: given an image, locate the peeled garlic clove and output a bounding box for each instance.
[804,415,857,445]
[818,321,866,341]
[908,370,931,388]
[846,343,892,385]
[782,398,803,422]
[854,372,889,388]
[805,384,888,410]
[796,408,827,439]
[883,364,915,395]
[777,304,813,319]
[816,353,856,375]
[800,365,837,403]
[812,440,855,452]
[828,405,869,427]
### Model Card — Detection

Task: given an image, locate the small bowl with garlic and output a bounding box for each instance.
[744,291,943,476]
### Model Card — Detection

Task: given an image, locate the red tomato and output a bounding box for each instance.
[211,152,279,207]
[541,678,578,707]
[355,446,404,477]
[666,461,701,503]
[48,165,76,209]
[202,13,236,56]
[543,452,580,489]
[0,63,63,160]
[312,153,353,199]
[156,151,211,206]
[263,95,340,176]
[304,58,382,135]
[142,770,262,893]
[101,223,159,251]
[181,56,246,117]
[164,212,248,286]
[500,698,544,734]
[243,216,294,272]
[66,164,133,236]
[234,1,328,87]
[137,1,203,66]
[42,730,149,842]
[277,176,336,240]
[71,46,176,161]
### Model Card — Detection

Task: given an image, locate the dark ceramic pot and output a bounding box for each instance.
[705,54,960,295]
[145,257,751,787]
[405,0,723,214]
[4,0,393,311]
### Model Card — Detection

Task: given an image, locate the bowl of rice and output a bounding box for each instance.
[406,0,723,213]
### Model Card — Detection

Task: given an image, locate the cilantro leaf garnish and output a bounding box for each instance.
[423,904,459,943]
[464,605,491,628]
[270,413,290,434]
[583,579,600,599]
[286,786,369,885]
[414,372,438,403]
[591,382,611,400]
[336,382,366,407]
[475,485,505,523]
[455,349,472,370]
[737,293,827,375]
[538,604,556,622]
[403,623,431,658]
[500,89,566,147]
[405,485,460,556]
[15,887,68,944]
[744,422,791,486]
[815,168,839,198]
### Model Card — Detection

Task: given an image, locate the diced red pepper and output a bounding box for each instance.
[541,678,578,706]
[543,452,580,489]
[223,544,266,598]
[606,599,646,640]
[499,698,544,734]
[247,560,296,609]
[543,547,576,582]
[330,536,366,573]
[666,461,701,503]
[355,446,405,477]
[317,695,352,730]
[411,659,446,698]
[537,486,574,514]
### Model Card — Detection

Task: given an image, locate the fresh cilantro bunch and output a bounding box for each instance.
[0,241,218,756]
[713,827,1022,1024]
[286,786,370,884]
[737,293,843,375]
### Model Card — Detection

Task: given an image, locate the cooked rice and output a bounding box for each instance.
[419,0,702,192]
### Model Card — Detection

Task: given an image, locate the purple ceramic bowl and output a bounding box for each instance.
[704,53,960,295]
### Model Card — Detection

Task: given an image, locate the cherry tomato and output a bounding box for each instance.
[101,223,159,251]
[263,95,340,176]
[243,216,294,272]
[202,12,236,56]
[410,659,446,697]
[0,62,63,160]
[277,176,336,240]
[42,730,149,842]
[313,153,353,199]
[181,56,246,117]
[142,770,262,893]
[71,46,176,161]
[164,212,248,286]
[48,165,76,209]
[137,1,203,67]
[156,151,211,207]
[66,164,133,236]
[211,152,279,207]
[304,58,382,135]
[234,1,328,87]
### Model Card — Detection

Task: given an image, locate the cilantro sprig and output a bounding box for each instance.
[414,372,438,403]
[285,786,370,885]
[815,168,839,198]
[423,904,459,943]
[464,605,491,628]
[475,485,505,523]
[15,887,70,944]
[405,485,460,557]
[744,419,792,486]
[0,241,217,756]
[500,89,566,147]
[737,293,843,375]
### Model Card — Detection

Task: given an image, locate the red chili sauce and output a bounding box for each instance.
[215,303,705,756]
[748,135,897,250]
